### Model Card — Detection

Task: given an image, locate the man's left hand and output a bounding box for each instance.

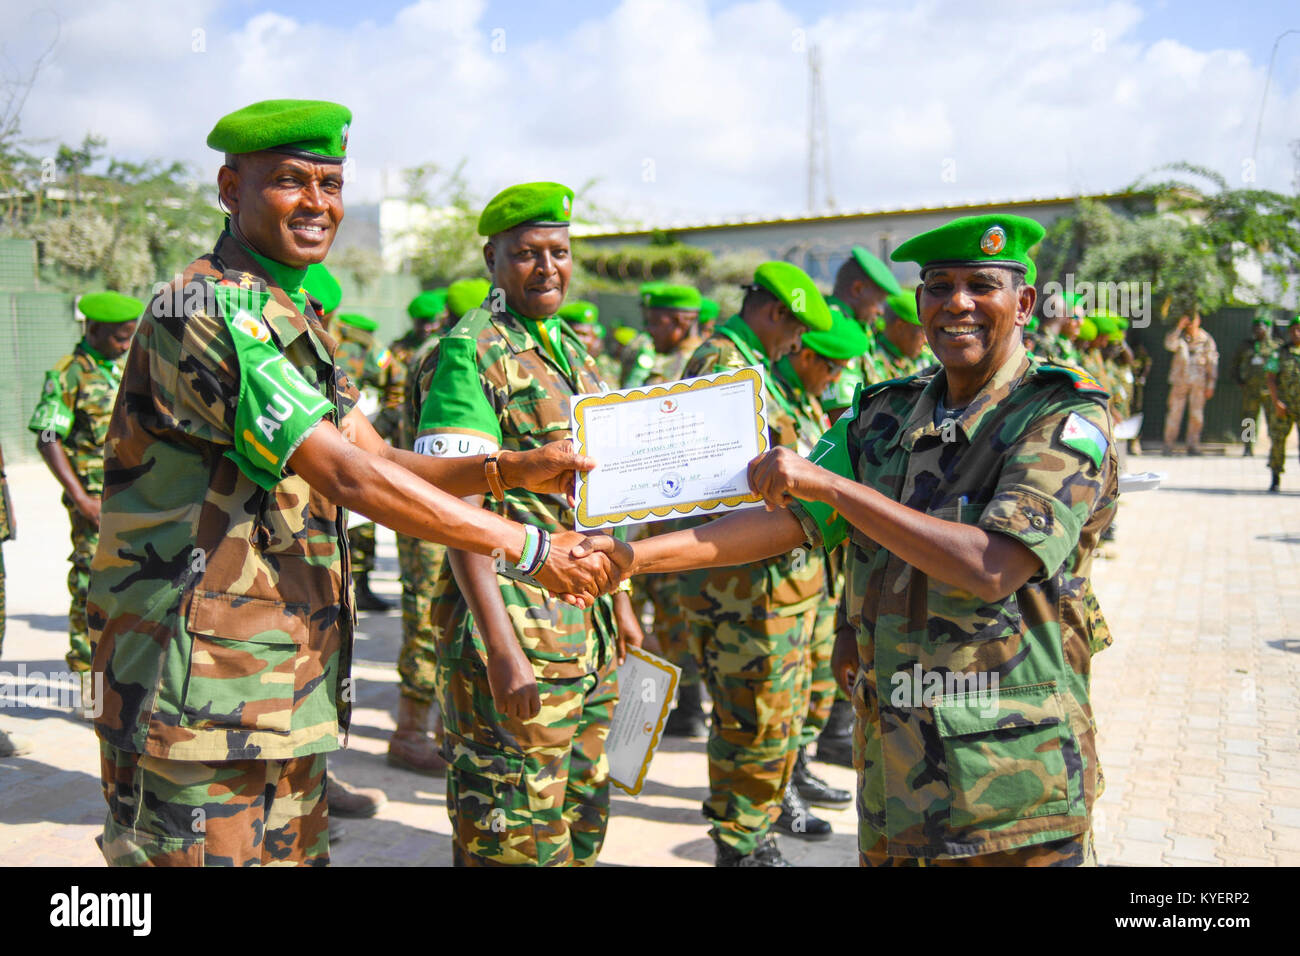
[499,439,595,506]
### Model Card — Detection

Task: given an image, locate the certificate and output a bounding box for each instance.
[607,646,681,795]
[569,365,770,530]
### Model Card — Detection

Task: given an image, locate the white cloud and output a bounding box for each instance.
[7,0,1299,228]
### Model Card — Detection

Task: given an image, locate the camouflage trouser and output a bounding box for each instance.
[348,521,377,576]
[65,504,97,672]
[859,827,1096,866]
[798,598,844,747]
[395,533,446,704]
[439,653,619,866]
[686,605,814,855]
[1163,381,1209,449]
[1266,410,1298,474]
[98,740,329,867]
[639,573,697,688]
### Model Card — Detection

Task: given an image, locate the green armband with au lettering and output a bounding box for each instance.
[796,412,854,551]
[28,372,74,439]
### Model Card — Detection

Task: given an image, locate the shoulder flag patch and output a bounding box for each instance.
[1037,361,1109,395]
[1058,412,1108,468]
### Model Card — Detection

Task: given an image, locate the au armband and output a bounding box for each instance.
[795,413,855,551]
[28,373,74,439]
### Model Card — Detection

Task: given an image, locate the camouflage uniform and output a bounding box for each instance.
[391,329,445,706]
[411,303,619,866]
[87,232,359,865]
[820,297,887,414]
[1234,334,1277,442]
[1163,326,1218,451]
[333,323,391,577]
[619,331,657,388]
[28,340,125,672]
[0,441,12,659]
[677,315,824,855]
[773,356,843,746]
[789,344,1117,864]
[1265,342,1300,476]
[626,333,703,692]
[875,335,937,380]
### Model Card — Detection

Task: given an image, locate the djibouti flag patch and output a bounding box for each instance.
[1058,412,1108,468]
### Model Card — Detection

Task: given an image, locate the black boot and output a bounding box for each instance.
[1269,469,1281,493]
[775,783,832,840]
[663,683,707,737]
[793,746,851,808]
[714,832,791,867]
[815,699,853,768]
[354,573,393,612]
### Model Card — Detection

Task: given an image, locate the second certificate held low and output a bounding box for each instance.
[569,365,771,531]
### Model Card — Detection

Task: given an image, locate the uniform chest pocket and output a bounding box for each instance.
[925,502,1019,642]
[182,590,307,734]
[934,682,1079,830]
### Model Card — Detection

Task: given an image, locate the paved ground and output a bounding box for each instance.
[1,444,1297,866]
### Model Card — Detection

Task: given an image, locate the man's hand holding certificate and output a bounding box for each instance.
[569,366,772,531]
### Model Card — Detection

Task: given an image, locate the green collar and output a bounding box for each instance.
[504,304,572,378]
[718,315,798,420]
[230,229,309,313]
[79,339,111,367]
[775,355,806,400]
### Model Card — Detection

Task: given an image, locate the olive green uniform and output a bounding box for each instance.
[1266,343,1300,475]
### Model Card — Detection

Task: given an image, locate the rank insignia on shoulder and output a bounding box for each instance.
[1058,411,1108,468]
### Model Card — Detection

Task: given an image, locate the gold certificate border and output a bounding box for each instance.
[611,646,681,796]
[573,366,769,528]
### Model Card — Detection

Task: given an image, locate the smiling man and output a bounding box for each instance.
[86,106,621,867]
[408,182,644,866]
[604,214,1118,866]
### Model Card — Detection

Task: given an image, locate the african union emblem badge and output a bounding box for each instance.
[340,122,349,153]
[562,194,571,216]
[980,225,1007,255]
[232,310,271,343]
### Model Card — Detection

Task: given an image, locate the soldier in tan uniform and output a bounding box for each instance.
[1162,313,1218,455]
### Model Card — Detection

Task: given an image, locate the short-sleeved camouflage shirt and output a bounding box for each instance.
[28,340,125,497]
[87,232,360,762]
[1266,343,1300,406]
[791,344,1118,858]
[410,304,616,679]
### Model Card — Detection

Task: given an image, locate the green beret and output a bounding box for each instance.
[613,326,638,346]
[336,313,378,333]
[78,291,143,324]
[478,182,573,237]
[1063,291,1084,311]
[303,264,342,314]
[1092,313,1119,336]
[802,303,870,360]
[1078,318,1098,342]
[849,246,902,296]
[751,262,832,332]
[699,297,720,323]
[884,290,919,326]
[1287,315,1300,328]
[408,289,448,320]
[446,278,492,319]
[207,99,351,162]
[558,300,600,325]
[638,281,666,296]
[1252,313,1272,326]
[892,213,1045,277]
[1114,315,1130,330]
[642,284,701,312]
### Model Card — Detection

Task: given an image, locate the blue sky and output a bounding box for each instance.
[11,0,1300,223]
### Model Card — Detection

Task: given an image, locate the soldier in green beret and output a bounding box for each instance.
[665,261,833,866]
[874,288,936,379]
[698,296,721,333]
[87,105,622,867]
[29,291,140,678]
[407,182,643,866]
[820,246,899,416]
[1264,316,1300,491]
[605,213,1117,866]
[1232,313,1277,457]
[770,309,870,827]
